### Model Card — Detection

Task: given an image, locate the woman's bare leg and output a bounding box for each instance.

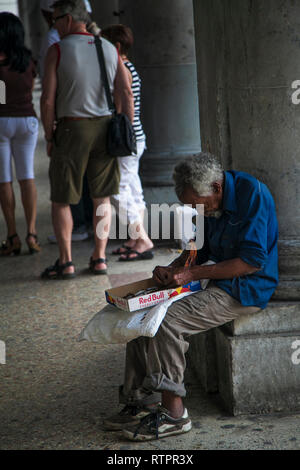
[18,178,37,238]
[0,182,17,236]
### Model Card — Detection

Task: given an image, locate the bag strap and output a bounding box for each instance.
[94,35,115,113]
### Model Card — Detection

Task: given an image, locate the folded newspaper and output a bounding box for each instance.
[78,261,215,345]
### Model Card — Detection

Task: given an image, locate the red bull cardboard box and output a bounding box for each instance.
[105,278,202,312]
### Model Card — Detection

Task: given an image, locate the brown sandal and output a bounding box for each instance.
[0,233,21,256]
[26,233,41,254]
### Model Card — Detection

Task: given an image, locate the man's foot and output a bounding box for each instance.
[41,259,76,280]
[119,249,154,262]
[122,406,192,441]
[103,404,158,431]
[112,240,136,255]
[89,257,107,275]
[119,240,154,261]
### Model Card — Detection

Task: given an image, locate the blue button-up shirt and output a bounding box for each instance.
[197,171,279,309]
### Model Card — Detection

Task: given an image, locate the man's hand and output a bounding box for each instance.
[152,266,171,286]
[165,267,194,287]
[47,142,53,157]
[152,266,193,288]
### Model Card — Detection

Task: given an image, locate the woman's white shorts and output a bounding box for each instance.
[0,116,39,183]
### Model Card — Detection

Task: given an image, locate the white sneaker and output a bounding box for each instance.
[103,404,156,431]
[47,234,57,244]
[71,229,89,241]
[47,229,89,244]
[123,406,192,441]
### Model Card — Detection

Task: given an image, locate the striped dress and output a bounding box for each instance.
[124,61,146,142]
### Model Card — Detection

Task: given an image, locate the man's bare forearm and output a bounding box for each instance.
[189,257,260,281]
[40,44,58,141]
[154,257,261,289]
[41,98,55,140]
[169,250,190,268]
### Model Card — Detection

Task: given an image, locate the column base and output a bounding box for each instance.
[186,301,300,416]
[217,301,300,416]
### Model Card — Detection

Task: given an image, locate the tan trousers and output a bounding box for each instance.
[120,283,260,405]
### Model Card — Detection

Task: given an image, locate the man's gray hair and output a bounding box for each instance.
[173,152,224,198]
[52,0,90,23]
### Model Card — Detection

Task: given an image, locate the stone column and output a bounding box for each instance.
[89,0,119,27]
[118,0,201,205]
[18,0,47,61]
[193,0,300,300]
[191,0,300,414]
[93,0,201,206]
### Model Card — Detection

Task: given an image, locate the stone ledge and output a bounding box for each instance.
[216,327,300,415]
[224,301,300,336]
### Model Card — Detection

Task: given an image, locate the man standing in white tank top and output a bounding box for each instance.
[40,0,134,279]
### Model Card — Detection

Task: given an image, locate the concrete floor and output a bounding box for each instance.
[0,85,300,450]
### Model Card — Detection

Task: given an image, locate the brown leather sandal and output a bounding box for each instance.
[26,233,41,254]
[0,233,21,256]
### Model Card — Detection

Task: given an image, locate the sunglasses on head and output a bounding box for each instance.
[52,13,68,25]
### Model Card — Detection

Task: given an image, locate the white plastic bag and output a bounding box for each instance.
[78,290,194,345]
[78,261,215,345]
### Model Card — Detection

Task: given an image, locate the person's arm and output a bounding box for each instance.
[152,249,190,286]
[155,258,260,288]
[40,44,58,157]
[169,250,190,268]
[125,65,133,87]
[153,222,209,285]
[31,62,37,91]
[113,56,134,122]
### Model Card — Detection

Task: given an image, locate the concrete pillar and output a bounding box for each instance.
[92,0,201,206]
[193,0,300,300]
[121,0,201,205]
[89,0,119,27]
[190,0,300,415]
[18,0,47,60]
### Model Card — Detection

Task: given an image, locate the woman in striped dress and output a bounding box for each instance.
[102,25,154,261]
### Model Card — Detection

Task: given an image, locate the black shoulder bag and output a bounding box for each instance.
[94,36,137,157]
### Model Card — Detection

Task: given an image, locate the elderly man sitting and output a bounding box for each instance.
[104,152,279,441]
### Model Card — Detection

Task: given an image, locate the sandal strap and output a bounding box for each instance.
[7,233,19,244]
[26,233,38,242]
[43,259,60,274]
[90,257,107,267]
[42,259,74,277]
[58,260,74,271]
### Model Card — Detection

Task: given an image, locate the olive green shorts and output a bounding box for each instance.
[49,116,120,204]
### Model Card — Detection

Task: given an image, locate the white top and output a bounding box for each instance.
[55,33,119,119]
[124,61,145,142]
